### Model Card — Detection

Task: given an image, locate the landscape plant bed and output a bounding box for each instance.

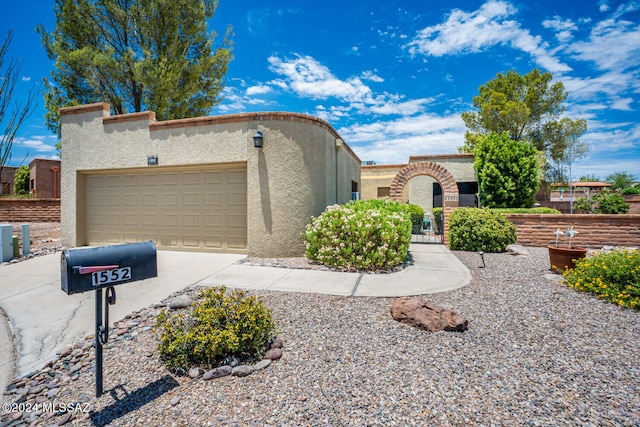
[2,247,639,426]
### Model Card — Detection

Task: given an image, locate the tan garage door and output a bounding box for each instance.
[84,164,247,253]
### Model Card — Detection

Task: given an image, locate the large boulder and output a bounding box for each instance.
[391,298,468,332]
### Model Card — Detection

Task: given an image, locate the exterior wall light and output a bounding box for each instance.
[148,155,158,166]
[253,130,264,148]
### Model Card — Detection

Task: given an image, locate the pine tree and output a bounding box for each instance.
[37,0,233,136]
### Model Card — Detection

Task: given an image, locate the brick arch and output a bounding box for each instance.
[389,162,459,207]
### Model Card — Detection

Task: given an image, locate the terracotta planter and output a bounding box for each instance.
[548,246,587,273]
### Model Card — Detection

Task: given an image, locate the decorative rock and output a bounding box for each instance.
[506,244,529,256]
[253,359,271,371]
[231,365,254,377]
[58,412,73,425]
[170,396,181,406]
[188,367,204,378]
[46,388,60,398]
[390,298,469,332]
[169,295,193,310]
[265,348,283,360]
[202,365,232,380]
[271,337,284,349]
[221,355,240,367]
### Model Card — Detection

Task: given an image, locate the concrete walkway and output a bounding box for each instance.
[0,244,470,400]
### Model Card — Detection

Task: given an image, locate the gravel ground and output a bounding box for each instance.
[2,246,640,426]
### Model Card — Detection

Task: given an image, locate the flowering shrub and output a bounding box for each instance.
[155,286,276,371]
[564,249,640,309]
[448,208,516,252]
[304,199,412,271]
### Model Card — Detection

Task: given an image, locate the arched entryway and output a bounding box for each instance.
[389,162,459,244]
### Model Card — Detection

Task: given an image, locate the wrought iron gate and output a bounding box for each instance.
[411,212,444,244]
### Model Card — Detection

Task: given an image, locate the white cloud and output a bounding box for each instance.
[598,1,610,12]
[567,18,640,72]
[245,85,272,95]
[268,55,376,104]
[21,76,31,82]
[14,135,57,153]
[406,0,571,73]
[361,70,384,83]
[340,113,467,164]
[542,17,578,42]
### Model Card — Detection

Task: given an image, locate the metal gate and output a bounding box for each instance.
[411,212,444,244]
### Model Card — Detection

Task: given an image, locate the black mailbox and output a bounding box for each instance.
[61,241,157,295]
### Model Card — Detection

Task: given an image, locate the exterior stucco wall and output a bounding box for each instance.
[60,103,360,257]
[361,155,475,213]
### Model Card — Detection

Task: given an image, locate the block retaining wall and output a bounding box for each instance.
[0,199,61,222]
[504,214,640,248]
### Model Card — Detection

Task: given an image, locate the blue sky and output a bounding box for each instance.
[2,0,639,180]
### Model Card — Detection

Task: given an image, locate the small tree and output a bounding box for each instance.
[0,31,38,180]
[13,165,29,195]
[474,132,539,208]
[606,171,636,191]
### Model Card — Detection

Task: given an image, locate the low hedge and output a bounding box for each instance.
[448,208,517,252]
[492,207,561,214]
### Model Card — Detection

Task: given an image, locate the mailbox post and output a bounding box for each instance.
[61,241,157,397]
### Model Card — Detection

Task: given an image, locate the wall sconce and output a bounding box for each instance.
[253,130,263,148]
[148,155,158,166]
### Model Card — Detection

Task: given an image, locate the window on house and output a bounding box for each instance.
[377,187,390,198]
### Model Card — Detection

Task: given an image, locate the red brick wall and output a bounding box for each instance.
[30,159,61,199]
[0,199,61,222]
[505,214,640,248]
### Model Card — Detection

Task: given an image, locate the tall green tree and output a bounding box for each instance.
[474,132,539,208]
[460,69,587,174]
[606,171,637,190]
[37,0,233,136]
[0,31,38,187]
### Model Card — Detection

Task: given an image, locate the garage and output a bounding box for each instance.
[83,163,247,253]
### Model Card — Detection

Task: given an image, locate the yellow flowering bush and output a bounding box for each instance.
[155,286,277,371]
[564,249,640,309]
[304,199,412,271]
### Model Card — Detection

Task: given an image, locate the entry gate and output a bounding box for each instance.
[411,212,444,244]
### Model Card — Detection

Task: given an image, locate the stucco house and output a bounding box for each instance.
[60,103,360,257]
[361,154,478,214]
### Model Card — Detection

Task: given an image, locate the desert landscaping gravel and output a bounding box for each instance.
[2,245,639,426]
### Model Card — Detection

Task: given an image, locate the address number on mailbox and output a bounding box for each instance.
[92,267,132,287]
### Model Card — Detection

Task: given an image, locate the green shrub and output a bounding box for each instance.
[155,286,276,371]
[13,166,29,195]
[620,186,639,195]
[492,207,561,214]
[406,203,425,233]
[304,199,412,271]
[448,208,517,252]
[575,190,630,214]
[564,249,640,309]
[432,207,443,234]
[595,191,629,214]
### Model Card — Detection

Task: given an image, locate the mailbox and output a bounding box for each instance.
[61,241,157,295]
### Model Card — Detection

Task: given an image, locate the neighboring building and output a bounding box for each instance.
[0,159,61,197]
[0,166,17,195]
[29,159,61,198]
[361,154,477,215]
[60,103,360,257]
[549,181,611,202]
